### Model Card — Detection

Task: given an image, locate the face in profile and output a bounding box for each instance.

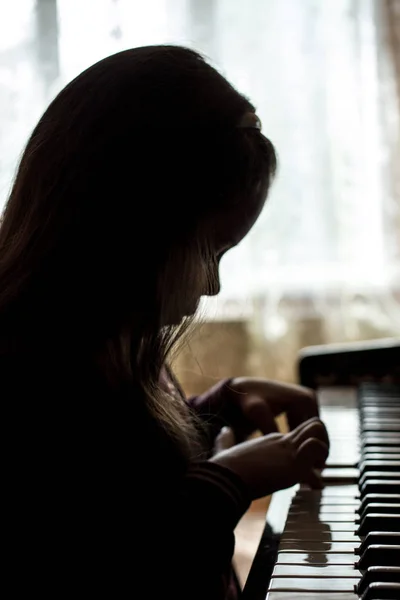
[203,181,268,297]
[170,181,268,324]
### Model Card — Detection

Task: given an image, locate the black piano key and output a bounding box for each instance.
[362,432,400,440]
[360,461,400,474]
[359,472,400,487]
[357,503,400,521]
[360,479,400,495]
[362,437,400,448]
[357,513,400,536]
[360,581,400,600]
[357,532,400,555]
[358,495,400,514]
[259,382,400,600]
[356,545,400,569]
[357,567,400,596]
[284,522,357,533]
[362,418,400,425]
[362,423,400,432]
[361,407,400,414]
[360,414,400,425]
[361,414,400,422]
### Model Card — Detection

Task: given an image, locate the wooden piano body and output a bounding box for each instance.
[243,338,400,600]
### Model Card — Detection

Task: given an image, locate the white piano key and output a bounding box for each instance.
[286,512,356,522]
[262,386,399,600]
[322,468,359,481]
[277,552,356,564]
[296,484,359,497]
[317,505,358,514]
[290,497,359,507]
[267,593,356,600]
[281,530,359,542]
[284,522,356,532]
[272,564,358,578]
[268,577,359,592]
[278,541,357,552]
[288,505,357,515]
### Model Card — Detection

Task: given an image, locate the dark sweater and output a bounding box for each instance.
[4,355,250,599]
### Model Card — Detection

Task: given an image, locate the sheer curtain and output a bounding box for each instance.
[1,0,399,381]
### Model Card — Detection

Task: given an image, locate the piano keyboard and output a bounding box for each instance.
[265,383,400,600]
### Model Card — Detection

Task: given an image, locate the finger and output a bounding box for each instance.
[302,468,324,490]
[285,389,319,430]
[214,427,236,453]
[296,437,329,471]
[290,417,330,450]
[241,395,278,436]
[297,438,326,489]
[258,381,319,422]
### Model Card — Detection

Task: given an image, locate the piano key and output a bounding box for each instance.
[362,423,400,432]
[360,581,400,600]
[267,594,356,600]
[268,577,359,592]
[361,414,400,422]
[357,567,400,595]
[360,460,400,473]
[278,541,357,552]
[362,432,400,441]
[272,564,358,578]
[322,467,359,481]
[357,503,400,520]
[281,530,359,542]
[357,513,400,536]
[359,472,400,486]
[285,522,357,532]
[361,407,400,414]
[358,494,400,513]
[289,505,358,515]
[362,422,400,432]
[286,512,357,522]
[357,532,400,555]
[257,384,400,600]
[356,545,400,569]
[277,552,356,564]
[362,436,400,447]
[364,451,400,458]
[294,484,359,497]
[326,458,359,468]
[362,415,400,421]
[318,497,359,506]
[360,479,400,495]
[267,593,357,600]
[291,495,359,507]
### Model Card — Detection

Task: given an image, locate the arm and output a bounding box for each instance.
[187,379,238,446]
[161,364,237,447]
[164,460,250,599]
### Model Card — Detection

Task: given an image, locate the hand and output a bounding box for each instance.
[211,417,329,499]
[223,377,319,441]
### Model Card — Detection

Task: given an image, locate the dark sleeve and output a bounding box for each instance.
[158,460,251,600]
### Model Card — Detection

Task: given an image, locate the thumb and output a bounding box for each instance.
[214,427,236,453]
[296,437,327,489]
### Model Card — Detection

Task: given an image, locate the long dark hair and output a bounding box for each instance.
[0,46,276,458]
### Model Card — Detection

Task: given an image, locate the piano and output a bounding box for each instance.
[243,338,400,600]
